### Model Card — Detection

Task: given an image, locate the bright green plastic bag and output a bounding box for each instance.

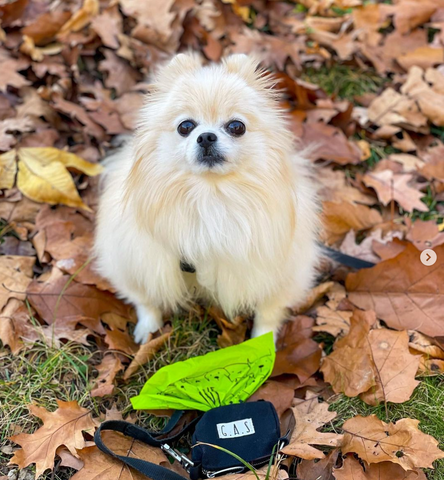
[131,333,275,411]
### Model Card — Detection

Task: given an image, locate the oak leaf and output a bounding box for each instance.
[91,354,124,397]
[282,394,343,459]
[362,170,427,212]
[58,0,99,36]
[346,243,444,337]
[314,283,353,337]
[341,415,444,470]
[0,150,17,189]
[297,449,339,480]
[9,400,97,478]
[21,10,72,45]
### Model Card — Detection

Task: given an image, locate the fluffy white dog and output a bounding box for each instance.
[94,53,319,344]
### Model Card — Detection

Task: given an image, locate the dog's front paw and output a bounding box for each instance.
[134,305,163,344]
[251,325,277,342]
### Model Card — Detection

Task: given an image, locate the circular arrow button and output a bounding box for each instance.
[420,249,437,266]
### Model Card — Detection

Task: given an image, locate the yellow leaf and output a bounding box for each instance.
[0,150,17,189]
[58,0,99,36]
[20,35,63,62]
[221,0,251,22]
[16,148,103,210]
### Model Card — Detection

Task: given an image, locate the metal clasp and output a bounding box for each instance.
[161,444,194,472]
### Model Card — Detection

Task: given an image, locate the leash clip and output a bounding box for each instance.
[161,444,194,472]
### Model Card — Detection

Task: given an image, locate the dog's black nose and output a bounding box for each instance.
[197,132,217,148]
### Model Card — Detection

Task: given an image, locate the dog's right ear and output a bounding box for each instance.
[153,53,202,89]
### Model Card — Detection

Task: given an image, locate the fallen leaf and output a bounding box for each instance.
[320,311,377,397]
[297,449,339,480]
[21,10,72,45]
[314,283,353,337]
[346,243,444,337]
[282,393,343,459]
[0,56,31,92]
[58,0,100,36]
[406,218,444,251]
[104,328,139,355]
[362,170,427,212]
[273,316,322,382]
[91,8,122,49]
[91,354,124,397]
[321,201,383,245]
[27,267,130,325]
[294,281,335,314]
[339,230,381,264]
[208,305,247,347]
[72,430,168,480]
[359,329,421,405]
[123,328,173,379]
[0,150,17,189]
[341,415,444,470]
[9,400,97,478]
[0,298,29,354]
[12,147,102,210]
[333,455,427,480]
[99,50,141,95]
[247,380,295,418]
[0,255,35,312]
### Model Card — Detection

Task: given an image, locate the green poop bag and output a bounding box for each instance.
[131,333,275,411]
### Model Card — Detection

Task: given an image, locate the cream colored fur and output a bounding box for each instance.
[94,54,319,344]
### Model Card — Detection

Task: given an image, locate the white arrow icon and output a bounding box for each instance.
[420,249,437,266]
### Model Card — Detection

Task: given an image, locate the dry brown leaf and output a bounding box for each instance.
[282,394,343,459]
[333,456,427,480]
[346,243,444,337]
[0,255,35,312]
[0,57,31,92]
[0,298,29,354]
[406,218,444,251]
[27,267,130,325]
[208,305,247,347]
[314,283,353,337]
[72,431,168,480]
[9,400,97,478]
[362,170,427,212]
[339,230,380,264]
[247,380,295,418]
[273,316,321,382]
[21,10,72,45]
[294,281,335,314]
[359,329,420,405]
[104,328,139,355]
[341,415,444,470]
[99,49,141,95]
[90,8,122,49]
[297,449,339,480]
[320,311,376,397]
[321,201,383,245]
[123,328,173,379]
[91,354,124,397]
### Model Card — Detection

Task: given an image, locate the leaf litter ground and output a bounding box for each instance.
[1,0,444,480]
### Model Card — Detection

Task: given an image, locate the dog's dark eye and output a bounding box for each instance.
[177,120,197,136]
[225,120,246,137]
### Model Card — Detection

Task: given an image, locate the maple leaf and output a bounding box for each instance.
[346,243,444,337]
[72,431,168,480]
[27,267,131,325]
[333,456,427,480]
[341,415,444,470]
[9,400,97,478]
[282,393,343,459]
[362,170,427,213]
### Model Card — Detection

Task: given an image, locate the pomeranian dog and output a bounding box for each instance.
[94,53,319,344]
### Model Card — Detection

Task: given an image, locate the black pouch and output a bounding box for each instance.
[190,401,285,478]
[94,401,291,480]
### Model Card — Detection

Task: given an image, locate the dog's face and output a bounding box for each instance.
[136,54,291,176]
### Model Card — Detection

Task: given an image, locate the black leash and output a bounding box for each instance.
[94,412,200,480]
[320,245,375,269]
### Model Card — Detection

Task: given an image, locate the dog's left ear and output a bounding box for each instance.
[153,53,202,89]
[222,54,267,87]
